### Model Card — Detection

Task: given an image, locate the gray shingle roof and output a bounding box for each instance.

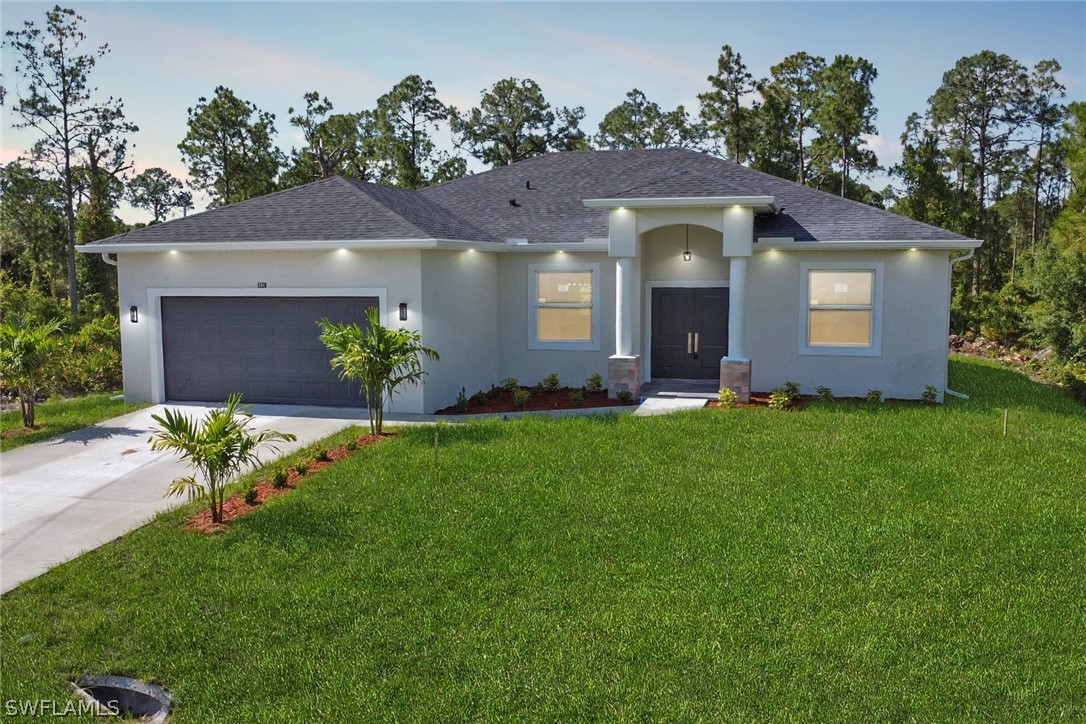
[88,148,969,247]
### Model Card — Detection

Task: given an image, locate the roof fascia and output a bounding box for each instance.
[76,238,610,254]
[756,238,984,250]
[584,196,778,212]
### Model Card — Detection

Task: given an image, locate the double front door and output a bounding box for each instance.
[650,287,728,380]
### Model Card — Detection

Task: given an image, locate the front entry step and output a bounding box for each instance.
[633,397,708,417]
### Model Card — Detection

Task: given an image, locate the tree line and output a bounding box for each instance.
[2,6,1083,398]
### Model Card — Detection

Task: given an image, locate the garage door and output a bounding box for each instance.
[161,296,378,407]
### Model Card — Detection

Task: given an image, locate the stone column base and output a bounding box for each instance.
[608,355,641,400]
[720,358,751,403]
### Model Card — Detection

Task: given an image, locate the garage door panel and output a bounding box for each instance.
[162,296,375,407]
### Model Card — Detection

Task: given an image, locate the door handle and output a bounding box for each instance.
[687,332,693,354]
[694,332,700,354]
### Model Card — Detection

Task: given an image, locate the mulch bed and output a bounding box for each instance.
[435,387,632,415]
[184,432,389,534]
[706,392,778,409]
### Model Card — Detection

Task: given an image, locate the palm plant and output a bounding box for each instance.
[148,394,297,524]
[0,316,64,427]
[318,307,439,434]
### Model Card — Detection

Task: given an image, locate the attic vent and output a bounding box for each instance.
[509,198,521,207]
[526,180,533,190]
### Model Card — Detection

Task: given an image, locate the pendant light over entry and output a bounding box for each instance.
[682,224,692,262]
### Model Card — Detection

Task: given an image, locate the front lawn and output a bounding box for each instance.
[0,394,147,452]
[1,357,1084,719]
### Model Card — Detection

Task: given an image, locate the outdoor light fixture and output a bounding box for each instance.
[682,224,692,262]
[399,302,408,321]
[129,306,138,323]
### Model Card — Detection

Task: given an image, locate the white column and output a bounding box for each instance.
[615,256,634,356]
[728,256,747,360]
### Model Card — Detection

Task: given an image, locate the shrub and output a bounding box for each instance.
[512,388,531,409]
[528,382,544,397]
[921,385,939,404]
[569,389,584,407]
[769,381,801,410]
[542,373,560,392]
[315,448,331,462]
[471,390,487,405]
[456,387,469,412]
[584,373,604,392]
[866,389,884,404]
[487,384,502,399]
[345,438,358,451]
[501,377,519,392]
[717,387,738,407]
[271,468,289,488]
[243,484,259,505]
[616,390,633,404]
[816,385,834,402]
[295,460,310,476]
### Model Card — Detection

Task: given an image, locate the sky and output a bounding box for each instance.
[2,1,1084,223]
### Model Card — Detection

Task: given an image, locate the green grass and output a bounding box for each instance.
[2,357,1084,720]
[0,394,147,452]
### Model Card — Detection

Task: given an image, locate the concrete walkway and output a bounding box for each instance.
[0,403,372,594]
[633,397,709,416]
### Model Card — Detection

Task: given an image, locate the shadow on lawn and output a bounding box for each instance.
[946,357,1084,417]
[48,425,144,447]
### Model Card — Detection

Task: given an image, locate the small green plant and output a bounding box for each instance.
[866,389,884,404]
[530,382,545,397]
[243,483,259,505]
[456,387,469,412]
[769,381,801,410]
[471,390,487,405]
[512,388,531,408]
[584,373,604,392]
[295,460,310,476]
[718,387,738,407]
[487,384,502,399]
[315,447,331,462]
[271,467,289,489]
[501,377,519,392]
[816,385,834,402]
[569,389,584,407]
[345,438,358,452]
[921,385,939,404]
[542,373,560,392]
[617,389,633,404]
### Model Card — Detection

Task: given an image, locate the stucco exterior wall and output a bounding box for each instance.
[746,248,951,400]
[495,251,615,390]
[420,250,499,411]
[116,248,429,413]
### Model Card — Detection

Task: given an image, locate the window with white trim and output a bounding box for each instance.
[799,262,883,356]
[527,263,600,350]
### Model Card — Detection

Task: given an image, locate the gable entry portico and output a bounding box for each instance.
[584,195,778,404]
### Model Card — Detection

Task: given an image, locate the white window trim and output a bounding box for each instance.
[798,262,883,357]
[526,262,600,351]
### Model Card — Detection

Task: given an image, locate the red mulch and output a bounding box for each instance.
[184,433,389,534]
[435,387,632,415]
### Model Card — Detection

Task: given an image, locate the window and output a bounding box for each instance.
[799,262,882,356]
[528,263,600,350]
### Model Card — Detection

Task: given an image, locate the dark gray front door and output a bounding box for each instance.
[650,288,728,380]
[161,296,377,406]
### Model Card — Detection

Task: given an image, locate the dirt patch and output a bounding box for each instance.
[435,387,631,415]
[184,432,389,534]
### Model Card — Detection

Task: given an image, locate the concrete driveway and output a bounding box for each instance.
[1,403,371,594]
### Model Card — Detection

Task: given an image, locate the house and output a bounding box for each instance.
[79,149,981,413]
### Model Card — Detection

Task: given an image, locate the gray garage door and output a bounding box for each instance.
[161,296,377,407]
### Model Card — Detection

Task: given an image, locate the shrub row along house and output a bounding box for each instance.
[79,149,982,413]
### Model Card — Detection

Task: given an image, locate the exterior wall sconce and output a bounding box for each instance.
[682,224,692,262]
[398,302,408,321]
[130,306,138,323]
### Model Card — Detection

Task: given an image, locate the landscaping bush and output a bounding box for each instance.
[717,387,738,407]
[315,448,331,462]
[530,383,545,398]
[866,389,884,404]
[542,373,560,392]
[456,387,469,412]
[244,483,259,505]
[584,373,604,392]
[769,381,801,410]
[271,468,289,489]
[816,385,833,402]
[501,377,519,392]
[512,388,531,409]
[295,460,310,476]
[569,389,584,407]
[616,390,633,404]
[921,385,939,404]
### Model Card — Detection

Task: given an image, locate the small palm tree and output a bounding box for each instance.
[318,307,439,434]
[0,317,64,427]
[148,394,297,524]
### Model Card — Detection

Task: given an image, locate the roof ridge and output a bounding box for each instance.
[335,176,440,240]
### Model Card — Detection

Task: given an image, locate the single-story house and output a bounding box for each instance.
[79,148,982,413]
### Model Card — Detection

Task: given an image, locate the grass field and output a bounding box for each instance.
[1,357,1084,720]
[0,394,146,452]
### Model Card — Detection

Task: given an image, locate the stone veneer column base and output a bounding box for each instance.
[720,358,751,403]
[608,355,641,400]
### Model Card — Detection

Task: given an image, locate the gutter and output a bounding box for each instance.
[77,238,611,254]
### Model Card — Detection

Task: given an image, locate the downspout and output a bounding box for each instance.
[945,249,977,400]
[101,253,118,267]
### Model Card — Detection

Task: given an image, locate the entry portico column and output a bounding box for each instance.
[721,207,753,402]
[608,208,641,400]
